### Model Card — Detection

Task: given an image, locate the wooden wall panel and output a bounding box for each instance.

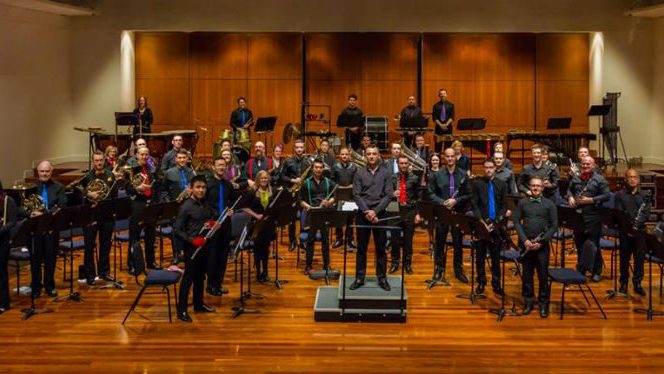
[305,34,363,80]
[135,32,189,79]
[135,78,189,127]
[248,33,302,80]
[189,33,248,80]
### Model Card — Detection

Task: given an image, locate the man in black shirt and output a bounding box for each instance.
[471,158,508,295]
[493,151,518,196]
[615,168,649,296]
[161,150,195,202]
[399,95,424,147]
[282,139,311,250]
[390,156,422,274]
[230,97,253,131]
[300,159,337,274]
[567,156,610,281]
[413,134,429,161]
[352,145,393,291]
[432,88,454,153]
[428,148,471,284]
[518,144,559,202]
[332,147,357,249]
[512,176,558,318]
[175,175,218,322]
[339,94,365,151]
[30,160,67,298]
[160,134,186,171]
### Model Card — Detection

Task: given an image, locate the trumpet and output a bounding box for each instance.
[399,139,426,173]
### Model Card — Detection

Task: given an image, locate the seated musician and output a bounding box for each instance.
[243,170,276,282]
[220,149,248,190]
[358,134,372,155]
[432,88,454,152]
[81,151,118,285]
[493,151,518,196]
[244,141,271,182]
[300,159,337,275]
[332,147,358,249]
[281,139,311,251]
[518,144,559,203]
[493,142,512,170]
[389,155,421,275]
[452,140,471,176]
[512,176,557,318]
[339,94,365,151]
[413,134,429,161]
[269,143,285,186]
[175,175,218,322]
[399,95,424,147]
[104,145,119,171]
[132,96,153,135]
[384,143,402,180]
[161,134,186,171]
[161,150,195,203]
[127,138,157,171]
[0,179,18,314]
[317,138,336,172]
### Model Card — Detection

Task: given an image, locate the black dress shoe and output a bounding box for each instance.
[619,284,628,294]
[634,284,646,296]
[349,279,364,290]
[455,271,469,284]
[591,274,602,283]
[128,267,137,276]
[177,311,193,323]
[432,268,444,282]
[378,278,391,292]
[539,303,549,318]
[404,264,413,274]
[194,304,215,313]
[348,240,358,249]
[46,289,58,297]
[206,287,222,296]
[288,241,297,252]
[99,274,115,282]
[261,273,271,283]
[475,283,485,295]
[333,240,343,249]
[389,262,400,274]
[86,278,96,286]
[523,300,534,315]
[147,262,162,270]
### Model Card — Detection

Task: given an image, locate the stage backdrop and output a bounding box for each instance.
[135,32,588,156]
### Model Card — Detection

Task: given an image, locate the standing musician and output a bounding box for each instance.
[351,145,393,291]
[161,150,195,202]
[243,170,275,282]
[471,158,508,295]
[452,140,471,176]
[204,157,238,296]
[80,151,117,285]
[161,134,186,171]
[269,143,285,186]
[127,138,158,171]
[428,148,471,283]
[518,144,559,203]
[127,147,160,273]
[175,175,217,322]
[230,96,253,131]
[132,96,153,135]
[493,151,518,196]
[413,134,429,161]
[389,155,421,275]
[567,156,611,282]
[399,95,424,147]
[0,180,18,314]
[339,94,365,151]
[615,168,649,296]
[104,145,119,171]
[244,141,271,181]
[281,139,311,251]
[432,88,455,153]
[512,176,557,318]
[493,142,512,170]
[220,149,248,190]
[317,138,336,172]
[29,160,67,298]
[332,147,358,249]
[300,159,337,274]
[384,143,402,264]
[569,146,590,178]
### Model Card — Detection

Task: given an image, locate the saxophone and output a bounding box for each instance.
[289,158,313,193]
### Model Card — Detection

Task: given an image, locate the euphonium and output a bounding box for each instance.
[399,139,426,172]
[350,149,367,168]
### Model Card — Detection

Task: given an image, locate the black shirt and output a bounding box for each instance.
[0,195,18,237]
[281,155,311,187]
[230,108,253,130]
[299,176,336,207]
[471,177,508,220]
[518,162,559,199]
[132,107,153,135]
[205,175,237,216]
[427,166,471,212]
[512,197,558,243]
[432,100,455,136]
[80,168,117,201]
[338,106,365,130]
[34,180,67,211]
[161,166,195,202]
[495,167,518,196]
[399,105,424,128]
[352,164,393,214]
[244,157,271,181]
[174,197,214,250]
[615,188,651,230]
[331,162,357,186]
[392,171,420,210]
[566,171,610,223]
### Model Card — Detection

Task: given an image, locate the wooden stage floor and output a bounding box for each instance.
[1,229,664,373]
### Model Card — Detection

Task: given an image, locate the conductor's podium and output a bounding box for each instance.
[314,276,407,323]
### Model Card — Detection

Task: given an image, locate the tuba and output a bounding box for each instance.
[399,139,426,173]
[350,149,367,168]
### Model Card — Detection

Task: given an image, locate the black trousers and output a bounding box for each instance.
[0,236,9,309]
[619,232,645,286]
[178,246,208,312]
[335,215,355,243]
[305,228,329,269]
[390,208,416,266]
[573,220,602,275]
[83,220,114,279]
[254,228,274,276]
[31,233,57,292]
[129,200,156,266]
[355,211,387,281]
[521,242,550,304]
[347,129,362,152]
[476,238,501,289]
[434,223,463,272]
[207,222,231,290]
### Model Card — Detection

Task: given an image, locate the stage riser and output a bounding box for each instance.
[314,286,407,323]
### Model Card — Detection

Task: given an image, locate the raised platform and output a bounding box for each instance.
[314,276,407,323]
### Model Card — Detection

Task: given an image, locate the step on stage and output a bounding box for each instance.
[314,276,407,323]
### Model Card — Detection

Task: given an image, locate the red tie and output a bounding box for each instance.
[399,174,407,204]
[141,166,152,198]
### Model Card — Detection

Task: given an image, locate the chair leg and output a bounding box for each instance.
[122,286,147,325]
[578,284,592,306]
[585,284,608,320]
[165,286,172,323]
[15,261,21,296]
[659,265,663,298]
[560,285,565,320]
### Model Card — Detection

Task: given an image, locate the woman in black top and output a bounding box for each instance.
[132,96,153,135]
[243,170,276,282]
[0,180,18,313]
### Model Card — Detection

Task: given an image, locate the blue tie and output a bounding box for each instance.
[41,184,49,209]
[179,169,187,190]
[488,180,496,220]
[218,181,225,214]
[241,111,245,126]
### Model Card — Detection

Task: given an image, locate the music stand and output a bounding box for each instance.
[155,201,179,266]
[255,116,277,150]
[546,117,572,130]
[557,206,585,268]
[601,208,632,300]
[12,216,55,320]
[231,224,260,319]
[634,231,664,320]
[261,188,297,288]
[305,207,345,284]
[99,197,131,286]
[337,113,364,147]
[115,112,139,140]
[448,213,487,304]
[422,202,456,288]
[457,118,487,165]
[47,207,82,303]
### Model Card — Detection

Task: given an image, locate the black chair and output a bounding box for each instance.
[644,253,664,298]
[9,247,30,296]
[121,246,181,324]
[548,240,608,320]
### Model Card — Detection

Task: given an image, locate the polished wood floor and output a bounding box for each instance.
[2,228,664,373]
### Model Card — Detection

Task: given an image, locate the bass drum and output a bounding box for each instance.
[232,146,250,164]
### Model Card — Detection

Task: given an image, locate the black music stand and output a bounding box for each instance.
[305,207,345,285]
[457,118,487,164]
[268,188,298,289]
[449,213,487,304]
[115,112,139,139]
[49,207,84,303]
[601,208,633,300]
[13,216,55,320]
[399,116,429,148]
[421,202,452,288]
[633,231,664,320]
[255,116,277,150]
[546,117,572,131]
[557,206,585,268]
[337,113,364,147]
[231,224,260,319]
[99,197,131,288]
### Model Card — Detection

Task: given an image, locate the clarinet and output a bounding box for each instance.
[632,190,652,231]
[518,230,546,261]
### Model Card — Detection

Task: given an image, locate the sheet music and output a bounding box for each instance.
[341,201,358,211]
